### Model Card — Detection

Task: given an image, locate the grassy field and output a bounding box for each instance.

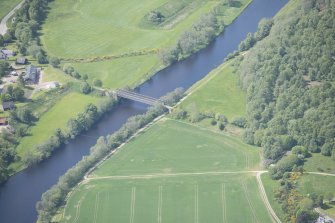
[16,92,100,156]
[70,55,160,89]
[62,174,273,223]
[0,0,22,19]
[41,0,219,58]
[59,119,274,223]
[303,153,335,174]
[93,118,261,176]
[180,60,246,121]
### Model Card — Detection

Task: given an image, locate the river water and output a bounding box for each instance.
[0,0,288,222]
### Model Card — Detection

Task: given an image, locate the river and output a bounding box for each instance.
[0,0,288,222]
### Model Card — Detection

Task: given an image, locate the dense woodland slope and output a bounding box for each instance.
[239,0,335,164]
[235,0,335,221]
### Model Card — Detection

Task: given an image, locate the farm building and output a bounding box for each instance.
[16,57,27,65]
[23,65,40,84]
[0,101,15,111]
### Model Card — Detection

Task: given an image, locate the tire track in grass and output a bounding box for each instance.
[130,187,136,223]
[72,199,83,223]
[93,192,101,223]
[221,183,227,223]
[242,180,259,223]
[158,185,163,223]
[194,184,199,223]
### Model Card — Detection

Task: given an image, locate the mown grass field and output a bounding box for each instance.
[16,92,100,157]
[0,0,21,19]
[180,60,246,121]
[70,55,160,89]
[41,0,219,58]
[59,119,275,223]
[62,174,273,223]
[93,118,261,176]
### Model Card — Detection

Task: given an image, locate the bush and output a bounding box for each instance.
[49,57,60,68]
[232,117,247,128]
[211,119,217,126]
[80,82,91,94]
[93,79,103,87]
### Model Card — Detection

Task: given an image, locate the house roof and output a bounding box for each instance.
[24,65,40,82]
[1,101,15,110]
[1,49,14,57]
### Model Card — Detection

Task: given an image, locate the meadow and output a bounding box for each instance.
[0,0,22,19]
[180,60,246,121]
[14,92,100,168]
[41,0,219,58]
[58,119,276,223]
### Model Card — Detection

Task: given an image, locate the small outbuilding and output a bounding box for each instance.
[0,101,15,111]
[16,57,27,65]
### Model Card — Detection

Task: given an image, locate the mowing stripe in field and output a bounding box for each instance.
[93,192,100,223]
[158,185,163,223]
[130,187,136,223]
[194,184,199,223]
[221,183,227,223]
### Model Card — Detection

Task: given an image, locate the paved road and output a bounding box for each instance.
[0,1,24,35]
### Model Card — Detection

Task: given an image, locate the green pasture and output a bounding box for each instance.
[93,118,261,177]
[303,153,335,174]
[70,55,159,89]
[16,92,100,156]
[0,0,21,20]
[61,174,273,223]
[41,0,219,58]
[180,60,246,121]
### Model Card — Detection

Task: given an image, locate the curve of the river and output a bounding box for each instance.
[0,0,288,222]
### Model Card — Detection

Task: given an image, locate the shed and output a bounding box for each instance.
[0,101,15,111]
[16,57,27,65]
